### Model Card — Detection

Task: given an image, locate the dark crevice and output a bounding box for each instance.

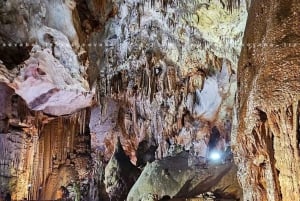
[76,0,101,30]
[268,131,282,200]
[0,44,31,69]
[276,168,283,200]
[276,0,293,22]
[43,33,55,57]
[256,107,267,122]
[136,140,158,167]
[208,126,221,151]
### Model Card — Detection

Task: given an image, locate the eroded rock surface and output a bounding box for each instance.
[104,138,141,201]
[0,0,251,200]
[127,152,241,201]
[90,0,248,164]
[0,85,91,200]
[12,48,92,116]
[234,0,300,200]
[0,0,93,200]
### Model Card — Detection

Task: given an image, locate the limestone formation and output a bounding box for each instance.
[0,0,93,200]
[104,138,140,201]
[2,0,299,201]
[0,0,248,199]
[89,0,248,162]
[234,0,300,201]
[127,152,242,201]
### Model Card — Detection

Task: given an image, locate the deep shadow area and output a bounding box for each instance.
[0,45,30,69]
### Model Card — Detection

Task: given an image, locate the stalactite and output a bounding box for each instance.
[78,0,247,198]
[150,0,154,8]
[150,69,156,103]
[137,4,141,28]
[16,108,92,200]
[96,0,107,20]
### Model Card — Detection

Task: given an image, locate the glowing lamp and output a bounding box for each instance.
[210,151,221,161]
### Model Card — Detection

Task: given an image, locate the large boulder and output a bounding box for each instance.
[127,152,242,201]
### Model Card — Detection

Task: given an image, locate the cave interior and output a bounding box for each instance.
[0,0,299,201]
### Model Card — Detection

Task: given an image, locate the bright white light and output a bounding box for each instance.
[210,152,221,161]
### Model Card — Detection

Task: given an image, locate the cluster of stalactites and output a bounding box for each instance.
[143,0,249,12]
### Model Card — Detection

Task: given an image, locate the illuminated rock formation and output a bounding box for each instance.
[0,86,91,200]
[127,152,242,201]
[89,0,248,164]
[5,0,296,200]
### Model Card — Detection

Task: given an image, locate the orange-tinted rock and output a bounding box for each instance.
[0,0,251,200]
[235,0,300,200]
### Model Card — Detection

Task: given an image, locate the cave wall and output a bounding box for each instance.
[89,0,248,164]
[0,0,250,200]
[0,81,91,200]
[234,0,300,200]
[0,0,95,200]
[3,0,300,199]
[32,111,91,200]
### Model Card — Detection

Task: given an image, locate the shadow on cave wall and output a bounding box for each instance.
[0,45,30,69]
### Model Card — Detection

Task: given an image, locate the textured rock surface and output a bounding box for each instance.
[0,0,251,200]
[3,0,300,200]
[104,138,140,201]
[127,152,241,201]
[0,85,91,200]
[0,0,93,200]
[234,0,300,200]
[90,0,248,164]
[12,48,92,116]
[0,0,92,116]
